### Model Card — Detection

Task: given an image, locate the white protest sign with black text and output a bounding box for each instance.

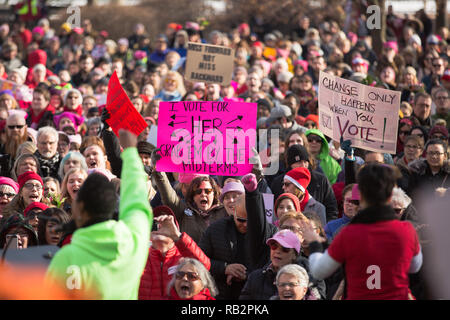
[318,71,400,154]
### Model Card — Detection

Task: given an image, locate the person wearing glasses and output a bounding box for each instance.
[411,92,434,130]
[154,70,185,102]
[324,184,360,241]
[396,135,424,170]
[1,171,44,221]
[0,113,28,177]
[198,181,249,300]
[396,118,413,156]
[239,229,318,300]
[305,129,342,184]
[0,213,38,249]
[410,125,428,147]
[167,258,217,300]
[0,177,19,220]
[139,207,211,300]
[34,126,61,180]
[272,264,310,300]
[152,151,227,242]
[431,87,450,125]
[409,139,449,197]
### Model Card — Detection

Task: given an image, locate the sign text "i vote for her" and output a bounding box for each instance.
[169,101,230,113]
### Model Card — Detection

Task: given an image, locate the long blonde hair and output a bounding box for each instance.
[61,168,88,204]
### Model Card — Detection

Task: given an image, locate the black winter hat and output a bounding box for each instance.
[287,144,309,167]
[137,141,155,155]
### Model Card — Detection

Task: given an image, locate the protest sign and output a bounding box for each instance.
[262,193,274,225]
[318,71,400,154]
[156,101,257,176]
[105,71,148,137]
[185,42,235,86]
[0,78,33,102]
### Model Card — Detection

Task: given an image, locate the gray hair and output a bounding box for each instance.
[391,187,412,208]
[37,126,59,142]
[167,258,218,297]
[58,151,89,180]
[275,264,309,288]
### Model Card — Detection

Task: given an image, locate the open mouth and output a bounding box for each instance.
[281,291,294,299]
[180,284,191,295]
[29,194,40,201]
[200,200,208,206]
[88,160,97,168]
[72,188,80,195]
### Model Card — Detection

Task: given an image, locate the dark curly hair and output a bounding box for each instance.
[185,176,220,211]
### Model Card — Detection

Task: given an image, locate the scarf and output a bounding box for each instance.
[299,190,310,212]
[34,151,60,178]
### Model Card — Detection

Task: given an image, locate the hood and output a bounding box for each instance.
[70,220,147,262]
[305,128,329,159]
[0,214,38,248]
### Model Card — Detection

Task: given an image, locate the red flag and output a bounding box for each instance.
[106,71,148,137]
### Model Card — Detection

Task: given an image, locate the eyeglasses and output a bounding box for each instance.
[405,144,421,150]
[280,225,303,235]
[194,188,213,195]
[23,183,43,191]
[394,208,404,214]
[307,138,321,143]
[269,242,291,253]
[0,191,15,198]
[435,96,449,100]
[427,151,445,157]
[431,134,445,140]
[412,133,424,138]
[345,199,359,205]
[7,125,25,129]
[175,271,200,281]
[399,130,410,136]
[277,282,301,288]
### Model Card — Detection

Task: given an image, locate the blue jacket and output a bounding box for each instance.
[325,214,351,241]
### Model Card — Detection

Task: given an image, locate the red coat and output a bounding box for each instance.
[138,232,211,300]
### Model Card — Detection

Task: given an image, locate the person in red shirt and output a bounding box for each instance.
[302,164,422,300]
[26,87,55,129]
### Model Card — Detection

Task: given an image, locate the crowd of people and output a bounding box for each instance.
[0,3,448,300]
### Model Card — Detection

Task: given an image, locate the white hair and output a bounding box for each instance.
[391,187,412,208]
[37,126,59,142]
[276,264,309,288]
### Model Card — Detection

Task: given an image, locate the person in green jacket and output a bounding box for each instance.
[305,129,342,185]
[46,129,153,299]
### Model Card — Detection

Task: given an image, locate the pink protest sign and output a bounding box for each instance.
[318,71,400,154]
[156,101,257,176]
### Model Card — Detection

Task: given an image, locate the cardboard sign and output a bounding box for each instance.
[185,42,235,86]
[156,101,257,176]
[105,71,148,137]
[318,71,400,154]
[262,193,275,225]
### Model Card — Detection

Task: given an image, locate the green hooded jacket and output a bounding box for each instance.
[305,128,342,184]
[46,148,153,299]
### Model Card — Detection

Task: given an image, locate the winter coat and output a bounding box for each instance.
[153,171,227,243]
[244,186,326,298]
[46,148,153,299]
[408,159,450,197]
[271,170,338,222]
[139,232,211,300]
[304,196,327,227]
[168,287,215,300]
[239,260,321,300]
[305,129,342,184]
[199,216,251,300]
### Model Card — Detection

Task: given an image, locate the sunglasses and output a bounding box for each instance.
[345,199,359,205]
[194,188,213,195]
[269,242,291,253]
[0,191,15,198]
[8,125,25,129]
[307,138,321,143]
[399,130,410,136]
[175,271,200,281]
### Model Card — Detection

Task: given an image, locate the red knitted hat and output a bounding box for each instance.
[284,167,311,193]
[274,193,301,218]
[17,171,43,191]
[23,202,49,217]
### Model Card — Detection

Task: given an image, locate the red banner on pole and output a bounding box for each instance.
[106,71,148,137]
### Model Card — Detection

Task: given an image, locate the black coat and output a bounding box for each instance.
[271,169,338,222]
[199,216,250,300]
[244,186,327,299]
[408,159,450,198]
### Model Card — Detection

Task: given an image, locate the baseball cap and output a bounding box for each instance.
[266,229,301,254]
